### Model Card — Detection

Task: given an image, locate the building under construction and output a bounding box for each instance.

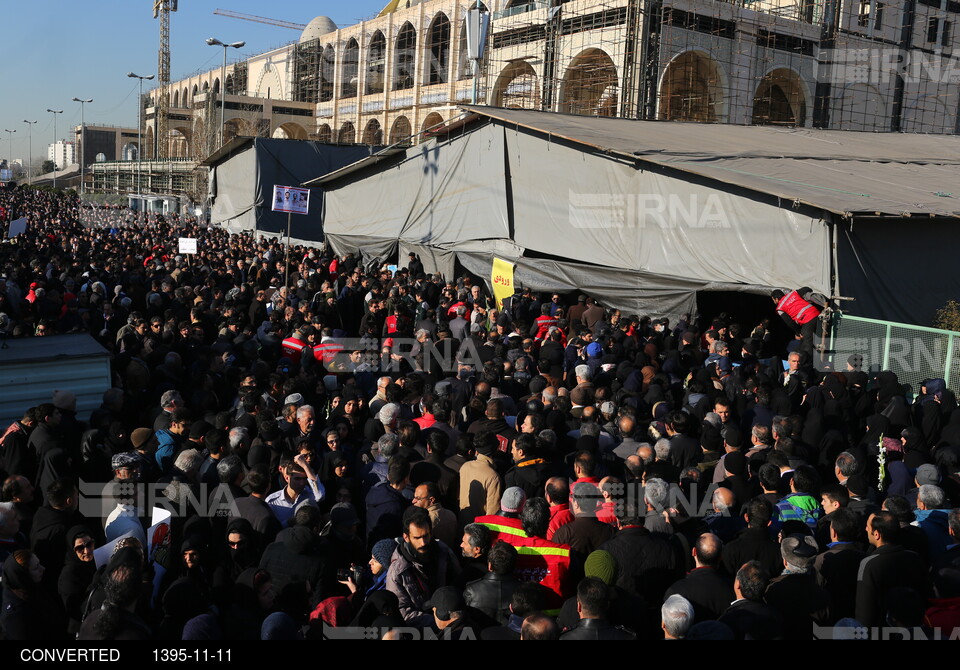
[111,0,958,201]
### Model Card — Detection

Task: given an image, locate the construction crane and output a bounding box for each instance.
[153,0,177,160]
[213,9,306,30]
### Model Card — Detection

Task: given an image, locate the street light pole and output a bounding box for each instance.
[3,129,15,179]
[23,120,36,186]
[46,109,63,189]
[72,97,93,196]
[206,38,245,149]
[127,73,154,210]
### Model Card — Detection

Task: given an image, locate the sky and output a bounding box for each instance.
[1,0,388,165]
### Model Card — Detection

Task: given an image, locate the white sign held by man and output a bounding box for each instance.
[272,185,310,215]
[178,237,197,255]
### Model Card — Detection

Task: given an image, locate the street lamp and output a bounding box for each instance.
[127,72,154,208]
[23,120,36,186]
[46,109,63,189]
[206,37,245,149]
[72,97,93,195]
[3,129,15,180]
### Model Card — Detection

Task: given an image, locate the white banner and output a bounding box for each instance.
[178,237,197,255]
[272,185,310,215]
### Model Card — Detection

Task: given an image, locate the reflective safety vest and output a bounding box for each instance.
[281,336,308,365]
[534,315,559,341]
[474,514,573,613]
[313,340,343,369]
[777,291,821,325]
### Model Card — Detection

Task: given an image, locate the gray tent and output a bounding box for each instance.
[203,137,374,244]
[310,107,960,325]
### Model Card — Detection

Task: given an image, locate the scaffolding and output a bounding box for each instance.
[484,0,959,133]
[293,38,323,104]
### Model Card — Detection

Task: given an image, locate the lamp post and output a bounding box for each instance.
[46,109,63,189]
[205,37,245,149]
[72,97,93,195]
[23,120,36,185]
[3,129,15,180]
[127,73,154,209]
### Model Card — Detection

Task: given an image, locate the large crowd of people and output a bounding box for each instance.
[0,186,957,641]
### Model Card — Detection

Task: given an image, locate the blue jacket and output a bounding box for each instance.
[154,429,180,476]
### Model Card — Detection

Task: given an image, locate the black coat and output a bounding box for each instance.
[230,495,282,552]
[463,572,520,625]
[813,542,865,621]
[30,505,92,590]
[258,526,327,607]
[668,434,701,470]
[560,617,636,640]
[663,566,734,623]
[855,544,927,626]
[599,526,681,603]
[721,526,783,578]
[365,482,410,547]
[718,598,785,640]
[552,516,615,564]
[765,571,832,640]
[1,421,35,479]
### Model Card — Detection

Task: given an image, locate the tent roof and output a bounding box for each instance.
[303,147,407,186]
[200,136,256,167]
[459,106,960,219]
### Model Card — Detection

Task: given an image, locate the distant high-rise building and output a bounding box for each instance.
[48,140,76,169]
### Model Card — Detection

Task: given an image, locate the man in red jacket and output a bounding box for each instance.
[772,288,823,366]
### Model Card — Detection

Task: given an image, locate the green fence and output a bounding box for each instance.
[824,313,959,394]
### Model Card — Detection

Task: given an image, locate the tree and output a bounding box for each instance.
[935,300,960,332]
[41,159,56,174]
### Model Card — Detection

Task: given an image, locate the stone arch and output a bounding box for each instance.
[273,122,308,140]
[367,31,387,95]
[255,65,283,100]
[202,81,210,92]
[362,119,384,145]
[658,50,726,123]
[390,116,413,145]
[320,44,336,103]
[213,78,220,94]
[165,128,190,158]
[425,12,452,85]
[559,49,618,117]
[338,122,356,143]
[421,112,445,136]
[144,126,155,159]
[752,68,807,126]
[225,74,234,95]
[317,124,333,143]
[493,61,540,109]
[192,84,199,98]
[395,22,417,91]
[224,117,255,144]
[172,90,180,107]
[182,87,189,105]
[122,142,138,161]
[192,118,207,157]
[341,38,360,98]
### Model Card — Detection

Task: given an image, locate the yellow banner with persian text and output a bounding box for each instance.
[491,258,515,311]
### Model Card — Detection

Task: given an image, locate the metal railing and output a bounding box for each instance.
[825,312,960,392]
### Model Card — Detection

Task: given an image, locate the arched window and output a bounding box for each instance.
[320,44,336,103]
[426,13,451,85]
[367,31,387,95]
[341,38,359,98]
[395,22,417,91]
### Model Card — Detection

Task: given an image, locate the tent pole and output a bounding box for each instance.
[285,211,292,301]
